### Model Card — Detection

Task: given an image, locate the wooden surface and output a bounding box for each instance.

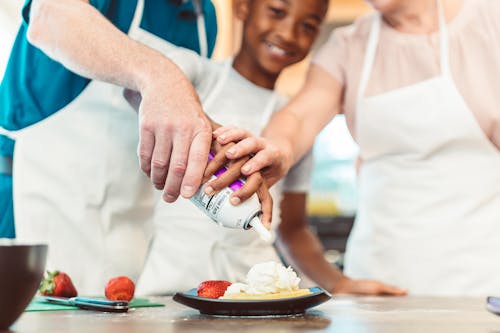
[7,296,499,333]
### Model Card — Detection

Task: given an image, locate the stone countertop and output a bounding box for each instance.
[9,295,500,333]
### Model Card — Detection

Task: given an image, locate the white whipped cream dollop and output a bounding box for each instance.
[224,282,249,294]
[225,261,301,295]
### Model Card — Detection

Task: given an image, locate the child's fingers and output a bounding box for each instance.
[256,183,273,229]
[202,142,234,184]
[229,171,264,205]
[215,127,254,145]
[204,157,249,195]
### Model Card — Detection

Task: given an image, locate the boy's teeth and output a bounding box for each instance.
[267,43,287,56]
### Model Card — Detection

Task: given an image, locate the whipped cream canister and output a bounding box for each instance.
[190,154,270,240]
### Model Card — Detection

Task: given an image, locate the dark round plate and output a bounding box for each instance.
[173,287,331,316]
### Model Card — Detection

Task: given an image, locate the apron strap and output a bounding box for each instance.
[356,12,381,104]
[0,127,16,140]
[193,0,208,58]
[128,0,145,34]
[437,0,451,76]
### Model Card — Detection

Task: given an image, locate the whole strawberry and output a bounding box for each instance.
[105,276,135,301]
[39,270,78,297]
[197,280,232,299]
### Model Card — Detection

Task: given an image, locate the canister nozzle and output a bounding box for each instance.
[249,217,272,242]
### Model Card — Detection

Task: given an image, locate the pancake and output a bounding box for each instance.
[220,288,311,300]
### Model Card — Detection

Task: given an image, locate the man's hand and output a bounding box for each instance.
[333,276,407,296]
[138,76,212,202]
[124,84,211,202]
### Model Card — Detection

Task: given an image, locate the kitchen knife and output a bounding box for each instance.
[41,296,129,313]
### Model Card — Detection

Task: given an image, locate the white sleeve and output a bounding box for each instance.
[282,150,314,193]
[138,30,204,86]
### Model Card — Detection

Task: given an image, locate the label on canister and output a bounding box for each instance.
[190,156,261,229]
[191,180,232,220]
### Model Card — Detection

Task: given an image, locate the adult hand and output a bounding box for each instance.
[125,76,212,203]
[333,276,407,296]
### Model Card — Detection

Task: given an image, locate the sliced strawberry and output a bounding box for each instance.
[197,280,232,299]
[39,270,78,297]
[105,276,135,301]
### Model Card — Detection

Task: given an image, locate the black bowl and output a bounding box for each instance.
[0,242,47,330]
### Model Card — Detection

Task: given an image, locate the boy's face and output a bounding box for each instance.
[238,0,327,76]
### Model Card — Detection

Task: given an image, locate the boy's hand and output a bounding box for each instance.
[212,125,293,187]
[205,139,273,228]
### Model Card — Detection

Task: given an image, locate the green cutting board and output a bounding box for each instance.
[26,296,164,312]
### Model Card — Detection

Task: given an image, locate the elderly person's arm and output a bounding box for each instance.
[212,64,343,194]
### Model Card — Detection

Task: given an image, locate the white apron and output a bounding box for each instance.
[13,0,207,295]
[135,60,283,295]
[344,1,500,296]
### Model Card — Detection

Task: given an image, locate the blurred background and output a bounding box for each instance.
[0,0,372,267]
